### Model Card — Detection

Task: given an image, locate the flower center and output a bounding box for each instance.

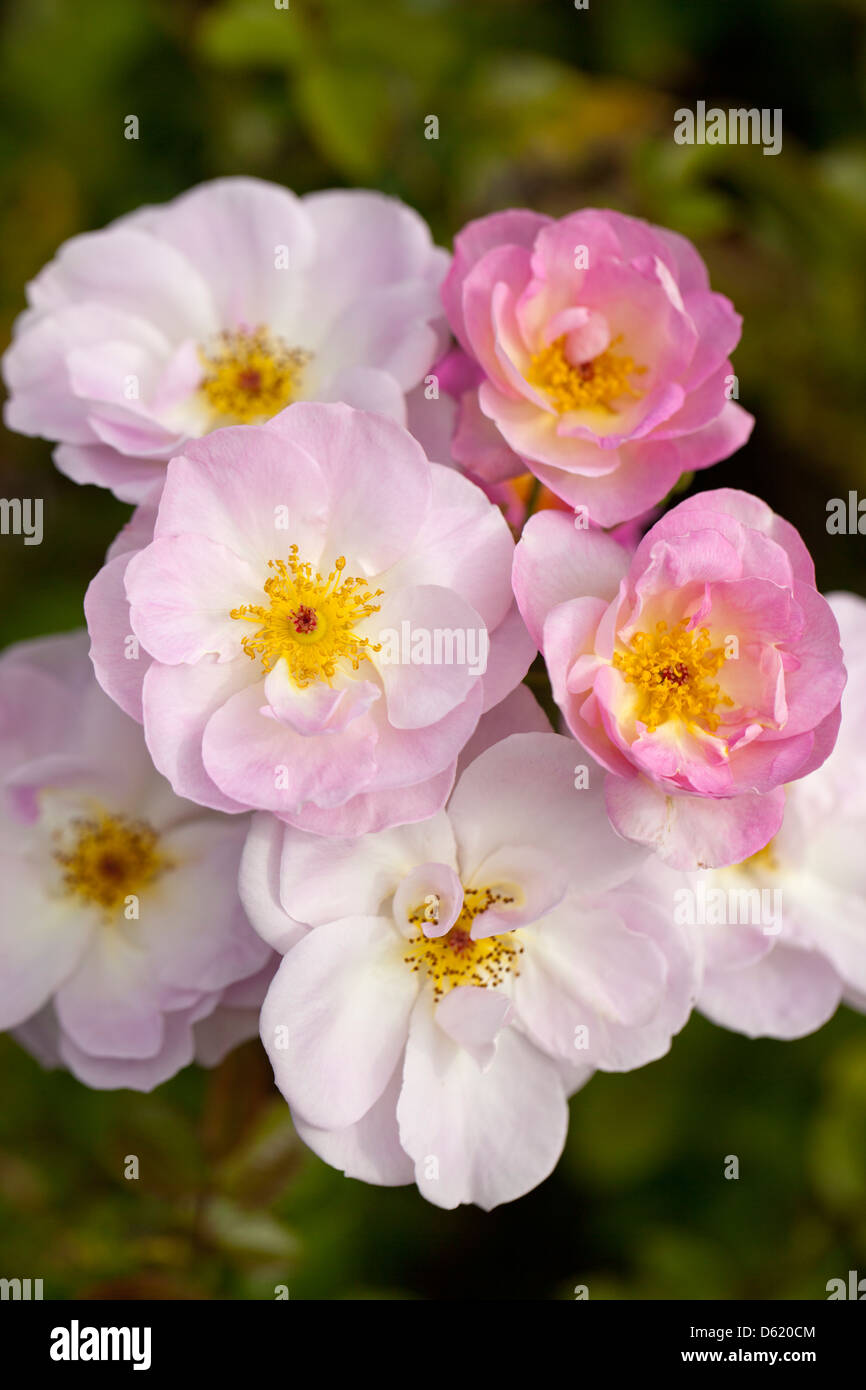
[526,334,645,414]
[403,886,524,999]
[198,327,311,424]
[54,812,170,914]
[612,619,733,733]
[230,546,384,686]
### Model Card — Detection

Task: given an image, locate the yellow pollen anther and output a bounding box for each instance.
[198,326,311,424]
[403,886,524,999]
[526,334,646,414]
[612,619,733,733]
[230,546,384,686]
[54,813,170,915]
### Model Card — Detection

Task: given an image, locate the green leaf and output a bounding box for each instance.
[295,63,394,180]
[198,0,310,68]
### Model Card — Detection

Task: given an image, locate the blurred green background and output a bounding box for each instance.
[1,0,865,1299]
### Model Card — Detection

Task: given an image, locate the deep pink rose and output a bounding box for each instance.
[441,208,753,525]
[513,488,846,868]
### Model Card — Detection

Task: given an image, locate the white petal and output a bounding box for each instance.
[260,916,417,1130]
[397,995,569,1209]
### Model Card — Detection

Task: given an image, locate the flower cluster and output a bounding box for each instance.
[0,178,857,1207]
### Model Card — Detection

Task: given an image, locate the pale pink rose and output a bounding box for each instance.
[0,632,273,1091]
[243,713,696,1209]
[513,488,846,869]
[440,207,753,525]
[85,498,159,723]
[3,178,448,503]
[641,592,866,1039]
[88,402,534,834]
[18,956,278,1079]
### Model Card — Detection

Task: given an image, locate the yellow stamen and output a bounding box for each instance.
[526,333,645,414]
[737,840,780,876]
[54,812,171,915]
[230,546,383,686]
[612,618,733,733]
[198,326,310,424]
[403,886,524,999]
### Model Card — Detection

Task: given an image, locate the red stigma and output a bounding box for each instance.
[290,605,318,634]
[448,928,472,955]
[659,662,689,686]
[236,368,263,395]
